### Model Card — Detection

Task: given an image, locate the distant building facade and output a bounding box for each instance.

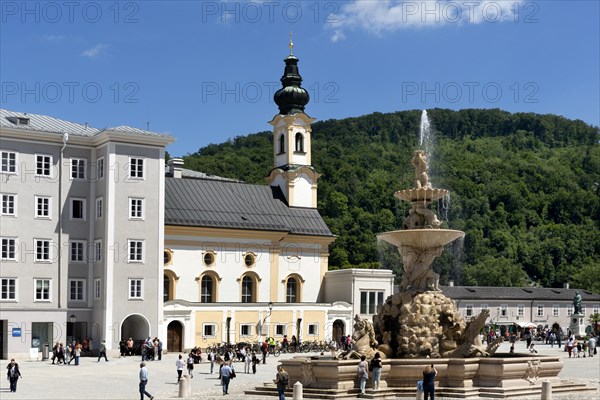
[442,284,600,335]
[0,109,173,359]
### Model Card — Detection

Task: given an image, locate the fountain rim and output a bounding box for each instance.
[377,229,465,249]
[394,187,449,202]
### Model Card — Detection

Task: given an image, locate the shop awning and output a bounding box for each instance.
[517,321,537,328]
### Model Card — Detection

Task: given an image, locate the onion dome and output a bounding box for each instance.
[274,35,309,115]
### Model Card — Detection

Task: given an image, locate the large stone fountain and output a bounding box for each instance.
[374,148,496,359]
[249,112,594,399]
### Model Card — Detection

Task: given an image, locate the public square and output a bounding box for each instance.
[0,341,598,400]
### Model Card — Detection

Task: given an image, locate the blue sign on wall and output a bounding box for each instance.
[12,328,21,337]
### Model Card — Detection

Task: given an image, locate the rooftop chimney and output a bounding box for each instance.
[563,282,570,289]
[168,158,184,179]
[449,280,455,287]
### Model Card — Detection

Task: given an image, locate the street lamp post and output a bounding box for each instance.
[258,302,274,341]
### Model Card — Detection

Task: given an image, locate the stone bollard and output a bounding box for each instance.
[293,381,303,400]
[178,375,190,398]
[541,380,552,400]
[184,375,191,397]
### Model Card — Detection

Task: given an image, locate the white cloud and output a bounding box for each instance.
[80,43,110,58]
[328,0,526,41]
[41,34,65,42]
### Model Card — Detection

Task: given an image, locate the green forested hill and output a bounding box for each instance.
[182,109,600,292]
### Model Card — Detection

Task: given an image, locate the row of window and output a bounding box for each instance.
[464,304,599,317]
[0,277,144,301]
[165,250,258,269]
[164,274,301,304]
[1,194,145,221]
[359,290,385,315]
[1,238,144,263]
[0,151,145,180]
[201,322,318,338]
[277,132,305,155]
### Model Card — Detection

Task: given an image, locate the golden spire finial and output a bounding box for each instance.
[289,31,294,55]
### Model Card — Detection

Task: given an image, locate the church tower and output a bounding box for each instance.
[267,36,320,208]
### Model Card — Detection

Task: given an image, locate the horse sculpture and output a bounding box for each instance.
[338,315,388,360]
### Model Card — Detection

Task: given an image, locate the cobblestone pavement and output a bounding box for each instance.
[0,341,598,399]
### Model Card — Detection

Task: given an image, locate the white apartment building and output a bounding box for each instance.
[0,109,173,359]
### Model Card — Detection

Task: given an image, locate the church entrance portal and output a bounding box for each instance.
[167,321,183,352]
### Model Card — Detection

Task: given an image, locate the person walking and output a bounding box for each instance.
[187,352,195,378]
[97,340,109,362]
[261,340,268,364]
[370,352,382,390]
[567,336,575,358]
[423,364,438,400]
[74,342,82,366]
[588,336,597,357]
[67,341,77,365]
[525,329,532,349]
[157,339,163,361]
[51,342,60,364]
[207,350,216,374]
[6,359,22,393]
[220,361,233,395]
[357,355,368,395]
[139,362,154,400]
[244,348,252,373]
[127,337,134,356]
[251,351,259,374]
[176,354,185,382]
[274,365,289,400]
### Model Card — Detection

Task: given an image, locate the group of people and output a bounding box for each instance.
[50,340,83,366]
[141,337,163,362]
[566,335,598,358]
[119,337,163,359]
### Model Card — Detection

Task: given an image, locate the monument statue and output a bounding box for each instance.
[573,291,582,314]
[338,314,389,360]
[412,149,431,189]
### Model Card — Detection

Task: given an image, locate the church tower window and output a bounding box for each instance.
[294,132,304,153]
[278,134,285,154]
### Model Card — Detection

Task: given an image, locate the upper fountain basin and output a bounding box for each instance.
[377,229,464,249]
[395,188,449,202]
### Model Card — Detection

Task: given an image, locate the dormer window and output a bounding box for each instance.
[6,116,30,126]
[294,132,304,153]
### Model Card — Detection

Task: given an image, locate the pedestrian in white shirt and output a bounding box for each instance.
[244,348,252,373]
[175,354,185,382]
[207,350,216,374]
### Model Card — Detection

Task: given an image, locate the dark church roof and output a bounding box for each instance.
[441,286,600,301]
[165,177,333,237]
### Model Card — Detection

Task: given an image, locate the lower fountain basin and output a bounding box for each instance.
[378,229,464,248]
[251,353,594,398]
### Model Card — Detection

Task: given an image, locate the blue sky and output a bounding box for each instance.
[1,1,598,157]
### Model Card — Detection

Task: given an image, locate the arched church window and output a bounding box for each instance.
[286,277,298,303]
[295,133,304,152]
[164,275,171,302]
[278,134,285,154]
[241,276,254,303]
[201,275,214,303]
[164,270,177,301]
